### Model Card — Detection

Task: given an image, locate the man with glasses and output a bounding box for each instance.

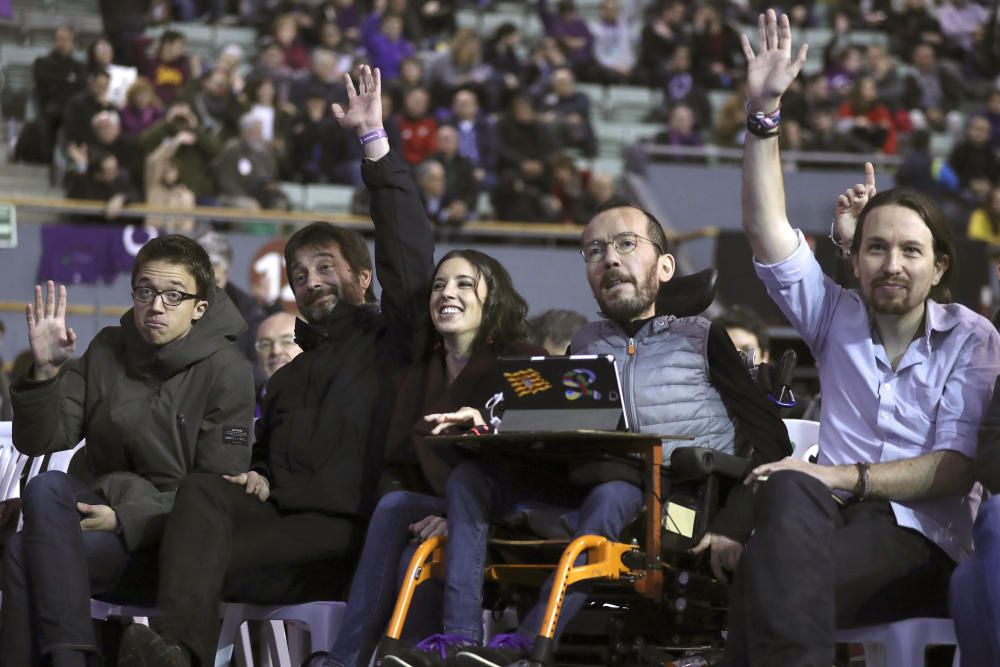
[1,235,254,667]
[254,311,302,382]
[387,199,791,667]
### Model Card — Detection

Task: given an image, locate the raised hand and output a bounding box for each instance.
[332,64,383,136]
[834,161,877,249]
[740,9,808,113]
[26,281,77,382]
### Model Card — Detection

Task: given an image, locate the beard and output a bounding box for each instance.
[861,277,923,316]
[299,280,365,323]
[595,268,660,322]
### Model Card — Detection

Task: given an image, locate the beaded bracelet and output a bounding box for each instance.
[746,104,782,138]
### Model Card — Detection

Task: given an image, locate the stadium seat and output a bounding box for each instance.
[303,184,355,213]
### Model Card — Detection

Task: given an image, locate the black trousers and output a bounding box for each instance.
[724,470,956,667]
[0,471,152,667]
[155,473,360,667]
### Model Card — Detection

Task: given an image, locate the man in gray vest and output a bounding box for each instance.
[384,199,792,667]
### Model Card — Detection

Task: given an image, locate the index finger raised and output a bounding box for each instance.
[864,161,876,192]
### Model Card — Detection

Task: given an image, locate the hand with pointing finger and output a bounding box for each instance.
[834,161,877,251]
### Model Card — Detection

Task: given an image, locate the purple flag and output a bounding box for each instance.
[0,0,12,20]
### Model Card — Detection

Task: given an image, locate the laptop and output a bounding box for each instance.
[495,355,629,433]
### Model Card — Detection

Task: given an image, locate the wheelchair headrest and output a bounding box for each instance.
[655,269,718,318]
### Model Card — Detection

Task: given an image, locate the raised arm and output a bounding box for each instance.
[334,66,434,360]
[740,10,808,264]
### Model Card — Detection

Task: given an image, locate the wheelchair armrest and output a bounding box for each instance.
[668,446,751,485]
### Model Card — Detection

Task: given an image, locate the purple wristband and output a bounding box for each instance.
[359,128,388,146]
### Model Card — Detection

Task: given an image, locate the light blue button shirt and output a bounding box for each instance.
[754,230,1000,562]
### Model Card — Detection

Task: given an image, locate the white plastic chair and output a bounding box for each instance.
[783,418,820,462]
[217,601,346,667]
[836,617,960,667]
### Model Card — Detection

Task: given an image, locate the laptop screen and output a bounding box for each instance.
[495,355,629,433]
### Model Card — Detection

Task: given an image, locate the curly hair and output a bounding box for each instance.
[431,249,529,353]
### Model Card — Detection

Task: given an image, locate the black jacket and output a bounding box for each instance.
[11,286,254,549]
[250,151,434,519]
[33,51,87,116]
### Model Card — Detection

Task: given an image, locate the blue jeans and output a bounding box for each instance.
[951,494,1000,666]
[326,491,447,667]
[0,472,135,666]
[442,461,642,643]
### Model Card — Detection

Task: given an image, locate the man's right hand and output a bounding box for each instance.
[834,161,877,250]
[740,9,808,114]
[26,281,77,382]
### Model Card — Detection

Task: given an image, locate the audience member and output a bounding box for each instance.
[895,129,960,202]
[273,13,312,71]
[254,311,302,383]
[416,160,469,227]
[140,30,193,105]
[290,48,349,109]
[321,250,540,667]
[525,36,572,100]
[249,37,296,106]
[385,56,425,112]
[216,115,290,211]
[967,185,1000,246]
[398,87,438,166]
[655,103,704,148]
[948,114,1000,201]
[937,0,989,62]
[144,129,197,234]
[0,239,254,667]
[244,76,295,168]
[836,76,899,154]
[97,0,148,67]
[288,88,357,184]
[62,69,115,147]
[661,44,712,123]
[890,0,943,59]
[588,0,641,84]
[32,26,87,158]
[444,89,498,188]
[384,193,790,666]
[424,29,495,111]
[538,0,594,78]
[139,101,221,201]
[88,110,145,192]
[637,0,686,85]
[527,308,588,355]
[691,3,741,89]
[728,15,1000,665]
[65,147,140,222]
[117,65,436,667]
[865,44,906,115]
[432,126,478,212]
[186,67,243,144]
[484,23,528,106]
[365,13,415,80]
[903,42,965,134]
[120,77,164,137]
[196,230,273,365]
[549,154,592,225]
[713,305,771,363]
[537,67,597,157]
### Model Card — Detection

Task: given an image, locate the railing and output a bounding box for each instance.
[2,195,591,242]
[639,143,905,169]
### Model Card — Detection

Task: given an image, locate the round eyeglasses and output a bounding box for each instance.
[580,232,663,263]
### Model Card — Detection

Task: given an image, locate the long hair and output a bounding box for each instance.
[850,187,955,303]
[431,249,529,353]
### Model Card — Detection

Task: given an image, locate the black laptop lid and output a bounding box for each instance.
[495,355,629,433]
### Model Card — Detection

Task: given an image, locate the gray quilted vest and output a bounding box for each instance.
[571,315,736,459]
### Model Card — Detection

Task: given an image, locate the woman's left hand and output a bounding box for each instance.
[424,407,486,434]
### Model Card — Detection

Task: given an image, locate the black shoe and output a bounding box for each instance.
[118,624,191,667]
[455,633,532,667]
[382,633,478,667]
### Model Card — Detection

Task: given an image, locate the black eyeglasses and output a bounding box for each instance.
[131,286,201,308]
[581,232,663,263]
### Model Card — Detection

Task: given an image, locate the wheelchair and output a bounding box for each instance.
[374,270,794,667]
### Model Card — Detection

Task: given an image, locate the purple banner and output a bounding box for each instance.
[39,223,159,285]
[0,0,12,20]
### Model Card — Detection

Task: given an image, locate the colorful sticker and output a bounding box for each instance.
[503,369,553,398]
[561,368,602,401]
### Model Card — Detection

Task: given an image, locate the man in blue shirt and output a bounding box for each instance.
[727,10,1000,666]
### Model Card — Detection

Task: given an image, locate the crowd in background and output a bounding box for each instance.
[11,0,999,231]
